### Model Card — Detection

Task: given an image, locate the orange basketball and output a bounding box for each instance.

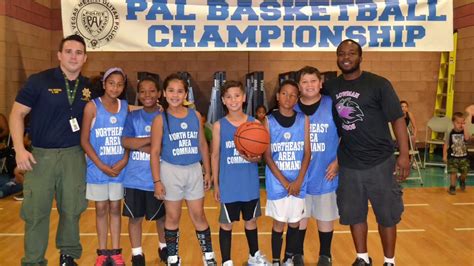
[234,122,270,157]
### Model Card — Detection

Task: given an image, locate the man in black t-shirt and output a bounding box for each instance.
[325,39,410,266]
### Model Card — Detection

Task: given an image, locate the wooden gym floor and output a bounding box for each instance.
[0,185,473,265]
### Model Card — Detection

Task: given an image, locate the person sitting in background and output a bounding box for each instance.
[400,101,418,169]
[0,113,9,145]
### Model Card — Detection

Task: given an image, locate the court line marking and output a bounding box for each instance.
[452,203,474,206]
[454,228,474,231]
[0,229,426,237]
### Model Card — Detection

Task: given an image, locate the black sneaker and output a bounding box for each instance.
[13,192,24,201]
[383,263,394,266]
[292,254,304,265]
[352,257,372,266]
[448,185,456,195]
[132,253,145,266]
[460,180,466,191]
[159,246,168,262]
[60,254,78,266]
[317,255,332,266]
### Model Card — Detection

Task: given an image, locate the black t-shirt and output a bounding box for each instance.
[446,129,468,159]
[325,71,403,169]
[271,110,296,128]
[15,67,92,148]
[297,99,321,116]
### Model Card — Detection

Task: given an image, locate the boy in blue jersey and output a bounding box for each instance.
[122,77,167,265]
[81,67,129,266]
[264,80,311,266]
[211,81,270,266]
[294,66,339,266]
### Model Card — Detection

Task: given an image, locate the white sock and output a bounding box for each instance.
[384,256,395,264]
[357,253,370,264]
[132,247,143,256]
[159,242,167,249]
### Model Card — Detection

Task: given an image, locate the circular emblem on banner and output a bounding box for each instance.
[283,132,291,140]
[110,116,117,124]
[70,0,120,49]
[180,122,188,130]
[145,125,151,132]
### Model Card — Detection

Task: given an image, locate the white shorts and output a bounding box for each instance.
[265,196,306,223]
[86,182,124,201]
[304,192,339,221]
[160,161,204,201]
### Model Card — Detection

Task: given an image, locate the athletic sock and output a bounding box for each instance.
[165,228,179,257]
[384,256,395,264]
[271,229,283,262]
[131,247,143,256]
[245,228,259,257]
[196,227,214,253]
[297,229,307,255]
[319,230,333,258]
[357,253,370,264]
[284,226,299,261]
[219,228,232,262]
[159,242,167,249]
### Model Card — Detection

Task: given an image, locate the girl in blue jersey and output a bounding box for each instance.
[211,81,270,266]
[150,73,216,266]
[121,76,168,265]
[295,66,339,266]
[81,67,129,266]
[264,80,310,266]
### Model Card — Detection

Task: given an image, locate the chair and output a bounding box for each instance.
[389,124,423,185]
[423,116,451,169]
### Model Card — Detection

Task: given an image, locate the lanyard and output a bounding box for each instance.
[63,73,80,106]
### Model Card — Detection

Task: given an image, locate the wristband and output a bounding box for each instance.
[153,180,161,184]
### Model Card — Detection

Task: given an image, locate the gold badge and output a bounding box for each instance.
[81,88,91,101]
[48,88,62,94]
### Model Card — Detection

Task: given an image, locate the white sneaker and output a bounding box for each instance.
[282,258,294,266]
[223,260,234,266]
[248,250,271,265]
[202,252,217,266]
[167,255,181,266]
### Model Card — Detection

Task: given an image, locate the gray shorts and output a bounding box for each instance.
[160,161,204,201]
[86,182,124,201]
[304,192,339,222]
[336,156,404,227]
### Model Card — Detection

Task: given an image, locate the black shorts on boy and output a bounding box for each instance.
[123,188,166,220]
[219,198,261,224]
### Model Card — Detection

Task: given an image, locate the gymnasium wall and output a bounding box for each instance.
[0,0,472,143]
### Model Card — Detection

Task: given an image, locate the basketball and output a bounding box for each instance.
[234,122,270,157]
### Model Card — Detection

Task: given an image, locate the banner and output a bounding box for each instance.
[61,0,453,52]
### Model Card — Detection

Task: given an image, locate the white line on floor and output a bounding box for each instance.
[454,228,474,231]
[452,203,474,206]
[404,203,429,206]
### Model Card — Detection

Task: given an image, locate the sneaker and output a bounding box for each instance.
[159,246,168,262]
[222,260,234,266]
[292,255,304,266]
[131,253,145,266]
[109,249,126,266]
[202,252,217,266]
[60,254,78,266]
[95,249,109,266]
[460,180,466,191]
[317,255,332,266]
[351,257,372,266]
[13,192,24,201]
[272,259,280,266]
[383,263,394,266]
[248,250,271,265]
[448,186,456,195]
[167,255,181,266]
[282,257,294,266]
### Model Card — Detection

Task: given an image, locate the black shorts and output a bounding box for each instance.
[336,156,404,227]
[219,198,261,224]
[123,188,165,221]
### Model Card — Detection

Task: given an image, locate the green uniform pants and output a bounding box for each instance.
[21,146,87,266]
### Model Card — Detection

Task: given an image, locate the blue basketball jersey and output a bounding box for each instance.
[265,112,307,200]
[161,109,202,165]
[86,98,128,184]
[218,116,260,203]
[294,95,339,195]
[122,109,160,191]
